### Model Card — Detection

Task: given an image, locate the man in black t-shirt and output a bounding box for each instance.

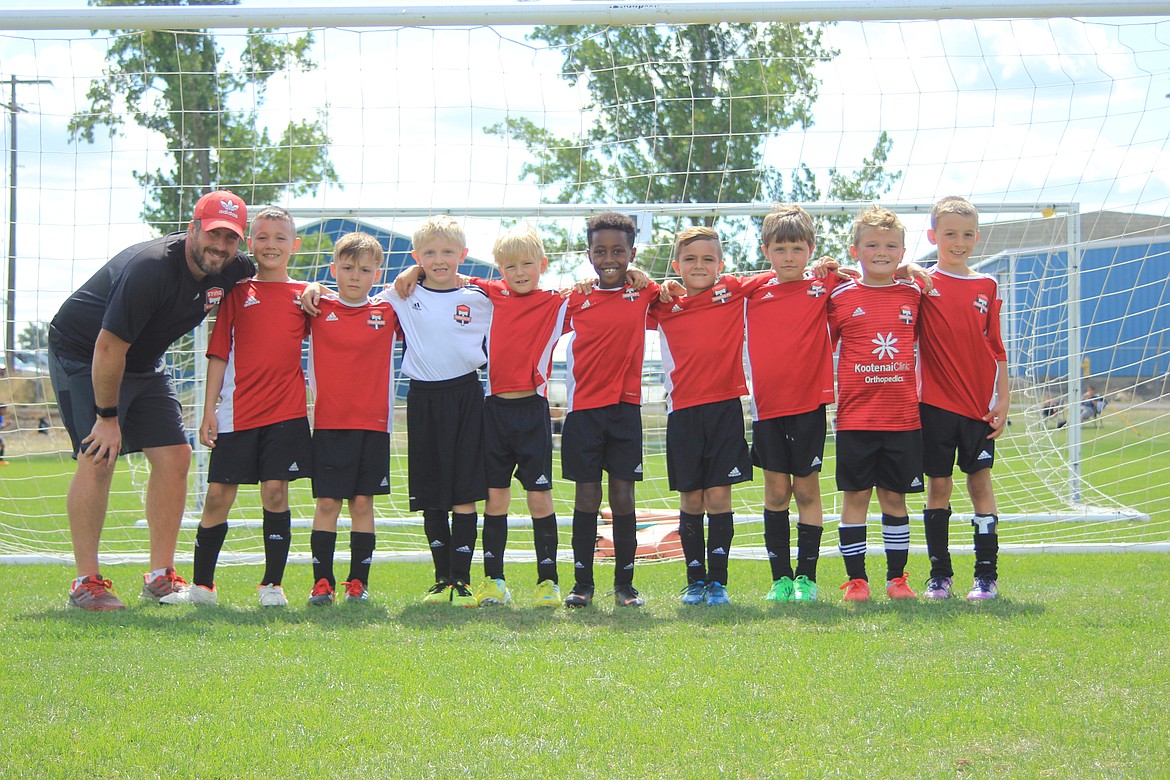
[49,190,255,610]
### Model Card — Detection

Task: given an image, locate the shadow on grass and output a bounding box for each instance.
[16,601,396,633]
[837,595,1046,624]
[395,598,662,633]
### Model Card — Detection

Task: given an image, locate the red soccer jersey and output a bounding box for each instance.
[307,296,398,432]
[470,279,568,397]
[744,272,838,421]
[828,278,922,432]
[650,276,748,413]
[563,282,660,412]
[918,268,1007,420]
[207,279,309,433]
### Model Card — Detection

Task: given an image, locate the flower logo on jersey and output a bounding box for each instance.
[623,287,639,301]
[453,304,472,325]
[871,332,900,360]
[368,312,386,329]
[203,287,224,311]
[807,281,827,298]
[899,306,914,325]
[973,294,989,314]
[712,285,731,304]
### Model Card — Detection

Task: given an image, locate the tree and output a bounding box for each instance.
[18,321,49,351]
[68,0,337,234]
[487,23,900,276]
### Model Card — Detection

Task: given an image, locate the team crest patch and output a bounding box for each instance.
[368,311,387,329]
[973,294,989,314]
[807,281,826,298]
[454,304,472,325]
[899,305,914,325]
[623,287,639,301]
[712,285,730,304]
[203,287,224,311]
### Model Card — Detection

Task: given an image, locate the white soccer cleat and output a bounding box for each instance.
[257,583,288,608]
[160,583,218,605]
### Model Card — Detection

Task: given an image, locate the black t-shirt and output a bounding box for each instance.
[49,232,255,373]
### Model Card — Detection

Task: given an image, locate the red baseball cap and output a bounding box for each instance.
[193,190,247,238]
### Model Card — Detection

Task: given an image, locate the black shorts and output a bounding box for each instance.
[311,429,391,499]
[561,403,643,483]
[666,399,753,492]
[751,406,827,477]
[407,372,487,511]
[835,429,924,493]
[484,394,554,492]
[207,417,312,484]
[49,349,187,457]
[920,403,996,477]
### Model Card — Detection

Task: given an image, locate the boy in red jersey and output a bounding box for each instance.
[744,205,840,603]
[827,206,923,603]
[918,196,1009,601]
[304,233,398,606]
[651,227,754,606]
[561,213,660,608]
[163,206,310,607]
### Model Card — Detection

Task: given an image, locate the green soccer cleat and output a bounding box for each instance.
[765,576,795,602]
[423,579,452,605]
[792,575,819,602]
[450,580,478,608]
[533,579,561,608]
[473,576,512,606]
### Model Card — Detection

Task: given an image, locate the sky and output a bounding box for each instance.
[0,2,1168,339]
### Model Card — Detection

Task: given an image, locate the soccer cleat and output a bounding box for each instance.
[67,575,126,611]
[473,576,512,606]
[342,579,369,603]
[160,583,218,606]
[564,583,595,608]
[257,583,288,608]
[966,577,999,601]
[423,580,452,605]
[533,579,560,608]
[680,581,707,605]
[765,576,795,602]
[839,578,871,602]
[307,578,335,606]
[792,575,819,602]
[613,583,645,607]
[885,573,918,600]
[450,580,478,608]
[140,568,189,602]
[704,581,730,606]
[924,576,954,600]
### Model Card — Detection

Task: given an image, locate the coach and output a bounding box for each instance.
[48,191,255,610]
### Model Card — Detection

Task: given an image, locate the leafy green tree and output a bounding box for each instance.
[18,321,49,351]
[68,0,337,234]
[487,23,900,277]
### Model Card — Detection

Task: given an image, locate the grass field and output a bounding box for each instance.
[1,553,1167,778]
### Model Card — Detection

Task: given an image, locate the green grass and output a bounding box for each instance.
[2,554,1167,778]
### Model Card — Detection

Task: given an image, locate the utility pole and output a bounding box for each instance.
[4,75,51,376]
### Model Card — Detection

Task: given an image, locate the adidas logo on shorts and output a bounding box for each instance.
[380,477,389,486]
[633,463,643,474]
[728,466,742,478]
[811,456,822,467]
[978,450,992,460]
[911,477,923,488]
[535,474,549,486]
[288,462,299,472]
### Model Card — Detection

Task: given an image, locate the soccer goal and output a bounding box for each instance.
[0,2,1167,566]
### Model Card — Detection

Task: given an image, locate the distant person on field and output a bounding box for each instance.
[48,190,254,610]
[163,206,310,608]
[1081,385,1105,422]
[0,404,11,465]
[917,196,1009,601]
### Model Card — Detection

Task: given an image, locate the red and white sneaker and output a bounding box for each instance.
[839,578,871,602]
[307,578,335,606]
[140,568,190,602]
[342,579,369,603]
[68,575,126,611]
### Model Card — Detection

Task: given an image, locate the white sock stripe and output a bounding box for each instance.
[838,542,868,556]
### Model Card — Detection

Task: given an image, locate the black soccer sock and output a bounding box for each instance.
[347,531,376,586]
[763,508,793,581]
[193,522,228,588]
[532,513,559,584]
[793,522,824,582]
[612,511,638,587]
[678,511,707,583]
[422,509,451,582]
[923,506,954,579]
[261,509,292,586]
[310,529,338,587]
[481,513,508,579]
[972,513,999,580]
[706,512,735,585]
[881,513,911,581]
[838,522,868,582]
[571,509,599,586]
[449,511,478,584]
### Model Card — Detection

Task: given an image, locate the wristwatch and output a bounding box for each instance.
[94,405,118,419]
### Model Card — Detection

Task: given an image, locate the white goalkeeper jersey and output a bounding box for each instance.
[376,284,492,382]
